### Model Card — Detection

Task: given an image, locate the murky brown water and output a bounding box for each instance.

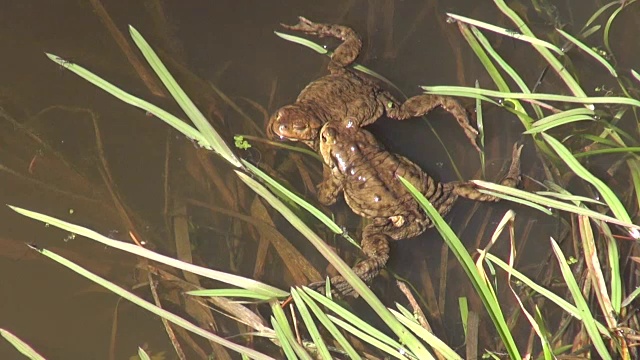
[0,1,637,358]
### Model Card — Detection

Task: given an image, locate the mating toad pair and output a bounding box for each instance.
[267,17,522,297]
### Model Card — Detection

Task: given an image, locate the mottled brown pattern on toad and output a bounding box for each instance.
[266,17,480,152]
[311,120,522,297]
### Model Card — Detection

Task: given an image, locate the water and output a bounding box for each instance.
[0,0,636,358]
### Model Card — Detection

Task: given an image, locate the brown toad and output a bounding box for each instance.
[266,17,479,152]
[312,119,522,296]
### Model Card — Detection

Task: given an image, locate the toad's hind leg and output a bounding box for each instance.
[381,92,480,152]
[308,224,390,297]
[281,17,362,73]
[451,143,523,202]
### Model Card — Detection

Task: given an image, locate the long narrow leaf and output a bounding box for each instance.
[129,26,241,168]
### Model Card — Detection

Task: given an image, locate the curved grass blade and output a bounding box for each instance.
[549,238,613,360]
[129,26,241,168]
[289,289,331,360]
[235,173,434,359]
[468,25,542,120]
[296,288,361,359]
[0,329,46,360]
[632,69,640,83]
[492,0,589,99]
[447,13,563,55]
[303,290,412,358]
[45,53,209,149]
[484,253,609,335]
[398,176,520,359]
[31,245,276,360]
[271,318,297,360]
[187,289,272,301]
[422,86,640,108]
[242,160,340,234]
[471,181,640,231]
[328,315,414,360]
[579,216,616,328]
[8,205,287,298]
[271,301,313,360]
[556,29,617,77]
[138,348,151,360]
[389,307,462,360]
[542,133,639,239]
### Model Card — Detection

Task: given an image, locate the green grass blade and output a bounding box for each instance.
[549,238,612,359]
[297,289,361,359]
[242,160,341,235]
[389,307,462,360]
[447,13,563,55]
[271,317,298,360]
[468,25,543,120]
[556,29,617,77]
[45,53,210,148]
[398,176,520,359]
[541,133,638,238]
[129,26,241,168]
[303,291,410,356]
[422,86,640,108]
[32,245,276,360]
[327,315,414,360]
[289,289,332,360]
[187,289,272,301]
[0,329,46,360]
[471,181,640,231]
[271,301,313,360]
[484,253,609,335]
[632,69,640,83]
[492,0,589,98]
[8,205,287,298]
[137,347,151,360]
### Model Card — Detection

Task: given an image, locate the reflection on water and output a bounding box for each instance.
[0,0,637,358]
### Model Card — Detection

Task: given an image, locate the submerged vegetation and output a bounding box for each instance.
[2,0,640,359]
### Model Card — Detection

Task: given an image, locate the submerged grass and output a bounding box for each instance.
[6,0,640,358]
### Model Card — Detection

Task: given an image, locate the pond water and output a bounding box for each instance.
[0,0,637,358]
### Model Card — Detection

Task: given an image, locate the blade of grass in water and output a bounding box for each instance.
[45,53,210,149]
[389,307,462,360]
[491,0,589,99]
[242,159,360,248]
[31,245,276,360]
[422,86,640,108]
[398,176,520,359]
[556,28,617,77]
[471,181,640,231]
[447,13,563,55]
[289,289,332,360]
[484,253,609,335]
[296,289,361,359]
[542,133,639,239]
[129,26,241,168]
[549,238,613,360]
[0,329,46,360]
[8,205,288,298]
[271,301,313,360]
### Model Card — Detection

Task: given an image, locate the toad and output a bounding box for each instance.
[266,17,480,152]
[311,119,522,296]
